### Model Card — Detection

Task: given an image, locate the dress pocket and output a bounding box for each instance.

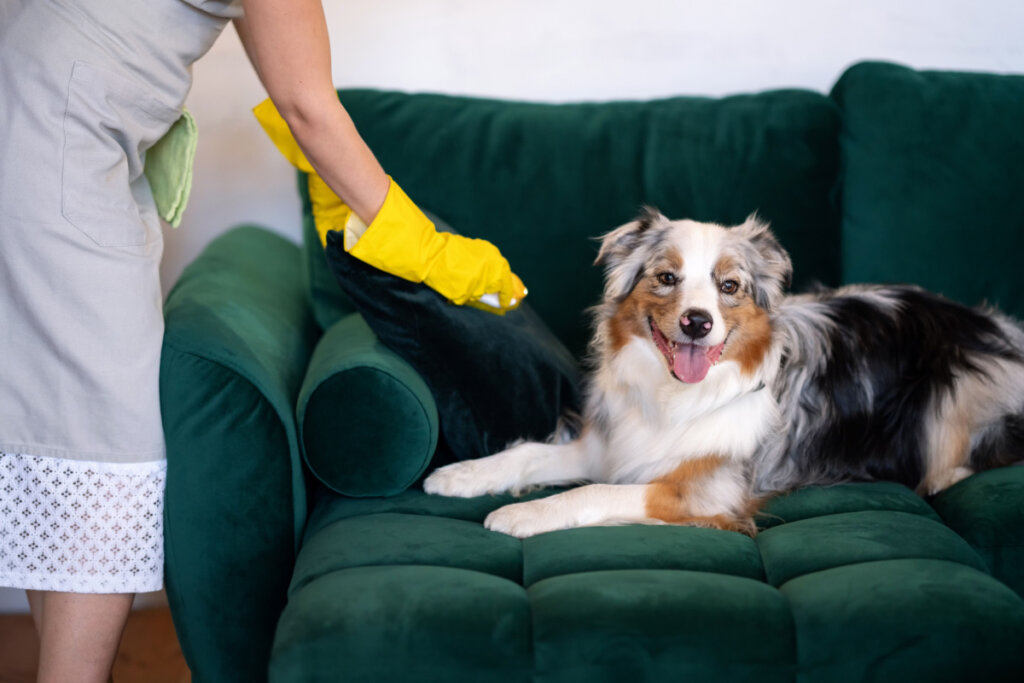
[61,60,181,247]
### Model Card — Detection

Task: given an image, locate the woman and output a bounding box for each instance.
[0,1,522,680]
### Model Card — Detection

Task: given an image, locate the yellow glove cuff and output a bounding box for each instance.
[252,98,527,312]
[348,181,526,309]
[253,99,352,246]
[253,99,315,174]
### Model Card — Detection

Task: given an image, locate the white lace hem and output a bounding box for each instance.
[0,452,165,593]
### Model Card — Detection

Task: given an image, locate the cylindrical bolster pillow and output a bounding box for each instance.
[298,312,439,497]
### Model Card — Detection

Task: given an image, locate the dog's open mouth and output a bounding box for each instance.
[649,318,725,383]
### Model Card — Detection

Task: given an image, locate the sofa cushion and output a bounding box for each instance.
[521,525,764,587]
[279,480,1024,680]
[756,480,941,529]
[297,314,439,497]
[930,465,1024,597]
[299,88,841,355]
[323,230,581,462]
[290,512,523,590]
[528,569,794,682]
[781,558,1024,681]
[832,61,1024,317]
[271,566,532,683]
[756,510,987,586]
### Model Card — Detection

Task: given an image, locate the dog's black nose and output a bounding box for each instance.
[681,309,713,339]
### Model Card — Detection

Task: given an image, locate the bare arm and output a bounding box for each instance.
[236,0,390,223]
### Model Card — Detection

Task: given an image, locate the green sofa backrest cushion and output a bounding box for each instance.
[303,88,842,356]
[833,61,1024,315]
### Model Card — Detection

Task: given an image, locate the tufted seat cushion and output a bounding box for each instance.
[930,466,1024,597]
[269,474,1024,682]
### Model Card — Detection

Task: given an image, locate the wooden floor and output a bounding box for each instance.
[0,607,190,683]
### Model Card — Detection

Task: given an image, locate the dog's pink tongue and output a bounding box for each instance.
[673,344,712,383]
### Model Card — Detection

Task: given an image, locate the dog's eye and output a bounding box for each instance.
[720,279,740,295]
[657,272,678,287]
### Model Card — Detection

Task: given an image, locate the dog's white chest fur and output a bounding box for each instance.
[593,339,778,484]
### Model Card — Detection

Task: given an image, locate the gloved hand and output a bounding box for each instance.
[253,98,527,313]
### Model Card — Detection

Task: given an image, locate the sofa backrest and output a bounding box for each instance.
[337,89,842,356]
[315,62,1024,355]
[831,61,1024,319]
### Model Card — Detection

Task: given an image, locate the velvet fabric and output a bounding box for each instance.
[289,512,524,591]
[297,314,438,496]
[302,484,564,531]
[522,525,764,587]
[757,480,941,529]
[781,559,1024,681]
[323,230,581,462]
[275,477,1024,681]
[161,359,293,683]
[931,466,1024,598]
[271,566,532,683]
[161,226,319,683]
[833,62,1024,317]
[529,570,794,683]
[756,510,987,586]
[301,87,841,355]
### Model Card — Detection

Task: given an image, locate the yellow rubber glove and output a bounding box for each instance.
[253,98,526,313]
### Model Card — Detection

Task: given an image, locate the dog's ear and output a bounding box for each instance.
[732,213,793,310]
[595,207,668,300]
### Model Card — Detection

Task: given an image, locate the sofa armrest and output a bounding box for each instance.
[297,312,439,498]
[161,225,319,683]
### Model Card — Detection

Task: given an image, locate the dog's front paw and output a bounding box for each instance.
[423,459,507,498]
[484,499,567,538]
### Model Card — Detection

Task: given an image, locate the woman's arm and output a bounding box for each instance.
[236,0,390,223]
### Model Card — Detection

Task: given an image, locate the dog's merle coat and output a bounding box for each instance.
[759,285,1024,493]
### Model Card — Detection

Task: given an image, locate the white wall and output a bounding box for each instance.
[3,0,1023,614]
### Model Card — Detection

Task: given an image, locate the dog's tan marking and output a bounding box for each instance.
[713,254,739,282]
[720,299,773,377]
[607,250,684,353]
[918,355,1024,495]
[919,388,976,495]
[660,249,684,274]
[645,455,757,535]
[607,296,646,353]
[712,254,773,377]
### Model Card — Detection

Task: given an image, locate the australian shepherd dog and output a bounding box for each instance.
[424,211,1024,537]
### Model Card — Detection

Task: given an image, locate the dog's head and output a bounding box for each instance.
[594,210,792,383]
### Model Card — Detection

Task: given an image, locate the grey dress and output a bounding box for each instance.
[0,0,239,593]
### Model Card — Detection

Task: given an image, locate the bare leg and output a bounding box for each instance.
[34,591,134,683]
[26,589,44,635]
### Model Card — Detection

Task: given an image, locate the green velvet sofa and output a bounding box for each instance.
[161,61,1024,682]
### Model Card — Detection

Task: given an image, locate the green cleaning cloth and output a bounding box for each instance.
[144,109,197,228]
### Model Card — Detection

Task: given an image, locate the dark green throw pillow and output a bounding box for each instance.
[322,230,581,463]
